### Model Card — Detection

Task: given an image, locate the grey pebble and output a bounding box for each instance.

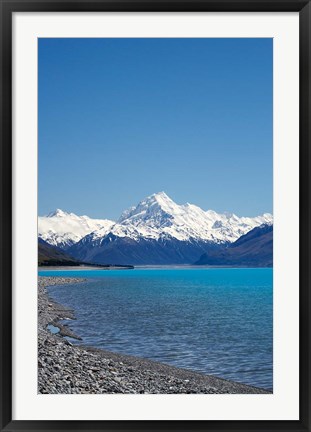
[38,276,270,395]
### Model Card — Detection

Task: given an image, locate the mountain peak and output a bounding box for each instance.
[145,191,174,205]
[152,191,170,199]
[47,209,70,218]
[118,191,178,225]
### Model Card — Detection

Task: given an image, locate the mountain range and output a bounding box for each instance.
[195,224,273,267]
[38,209,114,249]
[38,192,273,266]
[38,238,79,266]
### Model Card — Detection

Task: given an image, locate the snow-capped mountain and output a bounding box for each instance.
[38,209,114,249]
[54,192,273,265]
[195,224,273,267]
[117,191,272,243]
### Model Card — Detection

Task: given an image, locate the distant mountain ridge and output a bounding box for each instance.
[38,238,135,268]
[38,238,79,266]
[195,224,273,267]
[38,192,273,265]
[38,209,114,249]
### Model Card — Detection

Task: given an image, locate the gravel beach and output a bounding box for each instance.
[38,276,270,394]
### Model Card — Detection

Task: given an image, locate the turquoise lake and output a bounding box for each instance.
[39,267,273,390]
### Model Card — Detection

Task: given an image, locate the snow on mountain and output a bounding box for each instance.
[67,193,273,265]
[38,193,273,263]
[115,191,273,243]
[38,209,114,249]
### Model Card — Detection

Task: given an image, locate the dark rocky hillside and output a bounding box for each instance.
[195,224,273,267]
[68,234,223,266]
[38,238,80,266]
[38,238,134,268]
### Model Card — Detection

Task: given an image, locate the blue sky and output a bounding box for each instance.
[39,38,272,220]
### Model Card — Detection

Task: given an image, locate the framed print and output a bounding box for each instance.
[1,1,310,431]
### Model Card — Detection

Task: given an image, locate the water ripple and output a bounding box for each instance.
[45,268,273,390]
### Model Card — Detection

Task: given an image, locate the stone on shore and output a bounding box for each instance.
[38,276,270,395]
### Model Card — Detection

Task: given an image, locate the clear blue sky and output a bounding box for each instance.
[39,38,272,220]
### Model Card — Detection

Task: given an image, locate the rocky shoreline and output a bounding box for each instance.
[38,276,270,394]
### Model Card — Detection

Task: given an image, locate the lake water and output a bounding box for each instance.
[39,267,273,390]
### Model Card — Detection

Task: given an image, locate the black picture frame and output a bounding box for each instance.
[1,1,310,431]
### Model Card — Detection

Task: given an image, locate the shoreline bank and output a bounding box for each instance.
[38,276,270,394]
